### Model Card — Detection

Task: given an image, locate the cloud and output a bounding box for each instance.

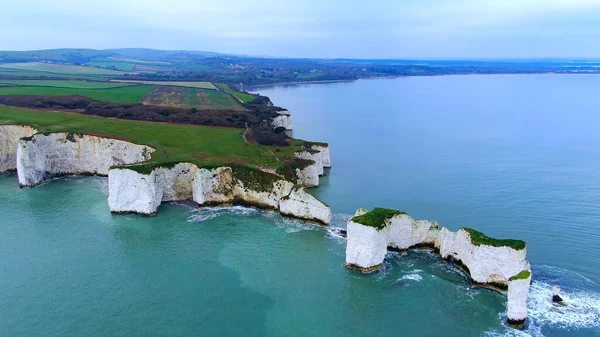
[1,0,600,58]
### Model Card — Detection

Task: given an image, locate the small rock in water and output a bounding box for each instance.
[552,285,566,306]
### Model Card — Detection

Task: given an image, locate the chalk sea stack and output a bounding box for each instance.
[344,207,532,328]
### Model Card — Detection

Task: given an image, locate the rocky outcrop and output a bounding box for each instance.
[311,144,331,168]
[294,150,324,176]
[551,285,566,306]
[0,125,37,173]
[17,132,153,187]
[280,186,331,224]
[108,164,330,224]
[436,228,530,289]
[344,207,532,328]
[507,271,532,327]
[272,110,293,130]
[345,209,439,272]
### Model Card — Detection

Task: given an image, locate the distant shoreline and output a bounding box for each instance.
[248,72,600,89]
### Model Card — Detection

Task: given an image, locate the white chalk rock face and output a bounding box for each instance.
[272,114,293,130]
[108,168,161,215]
[192,167,235,205]
[294,160,320,187]
[0,125,37,172]
[279,187,331,224]
[507,272,532,325]
[233,179,294,209]
[436,228,530,285]
[311,144,331,168]
[294,150,324,176]
[345,211,439,271]
[107,163,331,224]
[155,163,197,201]
[17,132,153,187]
[272,110,293,130]
[386,215,439,250]
[345,219,388,271]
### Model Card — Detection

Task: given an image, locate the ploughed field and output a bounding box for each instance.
[0,79,263,127]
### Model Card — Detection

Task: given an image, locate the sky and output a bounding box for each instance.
[2,0,600,59]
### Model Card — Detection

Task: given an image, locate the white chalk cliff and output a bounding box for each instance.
[16,132,153,187]
[0,125,37,173]
[272,110,293,130]
[2,127,331,222]
[311,144,331,168]
[108,164,331,224]
[345,207,532,327]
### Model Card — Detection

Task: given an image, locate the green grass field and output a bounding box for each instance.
[111,80,216,89]
[0,85,153,103]
[0,62,129,75]
[0,80,132,89]
[88,61,136,71]
[0,105,296,168]
[0,69,112,80]
[218,83,256,103]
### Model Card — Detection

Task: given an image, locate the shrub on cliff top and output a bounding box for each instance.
[462,228,526,250]
[351,207,407,230]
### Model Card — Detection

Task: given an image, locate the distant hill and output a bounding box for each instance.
[1,48,599,86]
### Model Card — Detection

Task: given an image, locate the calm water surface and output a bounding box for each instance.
[1,75,599,336]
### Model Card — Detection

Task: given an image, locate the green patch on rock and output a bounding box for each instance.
[462,228,526,250]
[351,207,407,230]
[231,165,281,193]
[509,270,531,281]
[276,158,314,182]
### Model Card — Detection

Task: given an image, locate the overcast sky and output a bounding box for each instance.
[2,0,600,59]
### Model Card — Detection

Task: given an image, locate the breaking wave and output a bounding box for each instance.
[186,206,260,222]
[485,265,600,337]
[397,269,424,282]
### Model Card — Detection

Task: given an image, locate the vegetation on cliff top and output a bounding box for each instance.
[462,228,526,250]
[351,207,407,230]
[509,270,531,281]
[0,105,315,177]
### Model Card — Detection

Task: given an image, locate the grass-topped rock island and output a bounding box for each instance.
[0,79,331,225]
[345,207,532,328]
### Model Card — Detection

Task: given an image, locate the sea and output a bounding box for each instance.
[1,75,599,336]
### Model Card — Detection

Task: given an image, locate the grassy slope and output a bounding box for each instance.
[351,208,406,230]
[218,83,256,103]
[462,228,526,250]
[0,105,296,168]
[0,80,132,89]
[0,62,128,75]
[0,85,153,103]
[509,270,531,281]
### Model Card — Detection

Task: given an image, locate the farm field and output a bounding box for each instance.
[110,80,216,89]
[0,80,132,89]
[0,69,110,80]
[218,83,256,103]
[88,61,136,71]
[0,85,153,103]
[142,86,245,110]
[0,62,130,75]
[0,105,295,169]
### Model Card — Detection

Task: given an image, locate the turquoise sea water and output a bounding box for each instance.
[2,75,600,336]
